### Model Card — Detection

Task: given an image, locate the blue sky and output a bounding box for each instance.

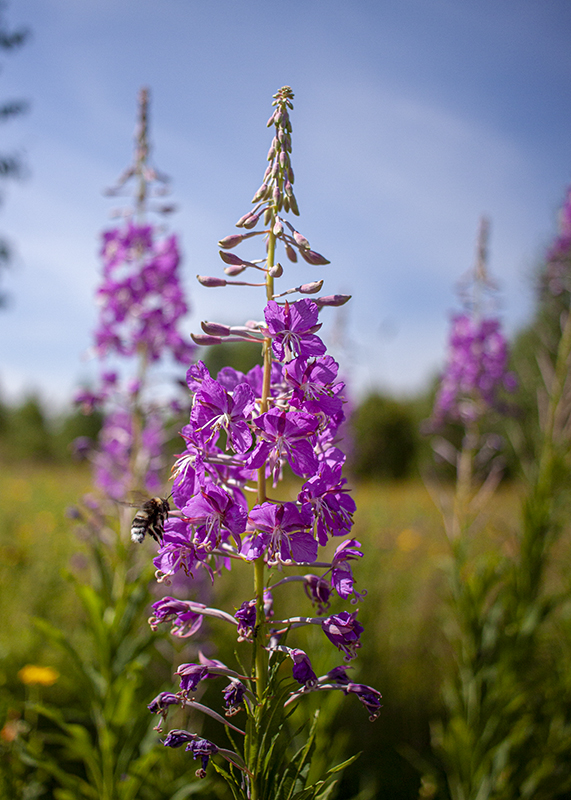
[1,0,571,406]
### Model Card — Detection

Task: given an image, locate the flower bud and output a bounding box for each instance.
[218,234,244,249]
[289,194,300,216]
[269,263,283,277]
[197,275,227,287]
[314,294,352,307]
[266,112,276,127]
[243,212,262,230]
[279,151,287,167]
[299,280,324,294]
[252,183,268,203]
[285,244,297,262]
[283,196,290,213]
[273,186,281,205]
[224,264,247,276]
[267,144,276,162]
[273,218,283,235]
[292,230,310,249]
[264,207,272,226]
[201,321,231,337]
[219,251,246,266]
[284,180,293,197]
[235,212,251,228]
[191,333,222,345]
[299,249,330,266]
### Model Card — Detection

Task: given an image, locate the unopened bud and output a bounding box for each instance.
[252,183,268,203]
[283,196,290,213]
[224,264,246,276]
[266,112,276,127]
[191,333,223,345]
[299,280,324,294]
[235,212,251,228]
[273,218,283,235]
[279,151,287,167]
[284,180,293,197]
[273,186,281,205]
[218,234,244,249]
[288,166,295,183]
[243,212,262,230]
[314,294,352,308]
[219,251,246,266]
[285,244,297,263]
[289,194,300,216]
[197,275,227,287]
[201,321,230,336]
[264,207,272,226]
[293,230,310,249]
[269,263,283,277]
[263,165,272,182]
[267,144,276,162]
[300,249,329,266]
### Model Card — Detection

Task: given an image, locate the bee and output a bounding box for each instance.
[130,496,171,544]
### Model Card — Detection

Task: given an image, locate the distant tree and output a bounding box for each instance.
[0,3,29,307]
[350,392,420,480]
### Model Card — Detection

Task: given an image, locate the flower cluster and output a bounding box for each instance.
[75,88,194,500]
[432,313,516,424]
[431,219,516,426]
[546,185,571,295]
[146,87,379,789]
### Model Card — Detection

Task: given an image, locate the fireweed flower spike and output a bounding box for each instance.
[147,86,378,795]
[76,87,195,501]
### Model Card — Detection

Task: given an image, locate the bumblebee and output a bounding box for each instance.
[130,496,170,544]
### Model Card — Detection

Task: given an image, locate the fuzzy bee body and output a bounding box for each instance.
[130,496,170,544]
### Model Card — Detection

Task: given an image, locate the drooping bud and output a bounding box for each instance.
[299,249,330,266]
[224,264,247,276]
[219,251,249,266]
[293,230,310,249]
[252,183,268,203]
[314,294,352,308]
[285,244,298,262]
[191,333,223,345]
[269,263,283,278]
[201,321,231,337]
[243,212,262,230]
[197,275,227,287]
[218,234,245,249]
[299,281,324,295]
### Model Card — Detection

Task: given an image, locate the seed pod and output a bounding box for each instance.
[299,249,330,266]
[269,263,283,277]
[197,275,227,287]
[201,321,231,337]
[285,244,298,263]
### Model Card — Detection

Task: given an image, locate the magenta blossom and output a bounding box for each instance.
[322,611,363,661]
[243,502,316,563]
[182,484,247,550]
[265,299,326,362]
[247,408,319,482]
[191,377,256,453]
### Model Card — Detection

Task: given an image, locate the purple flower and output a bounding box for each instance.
[186,736,219,778]
[223,680,246,715]
[345,683,382,721]
[299,464,356,545]
[247,408,319,482]
[243,502,316,563]
[264,299,326,361]
[285,356,344,416]
[290,648,317,687]
[149,597,204,638]
[432,313,516,425]
[235,598,257,641]
[190,377,256,453]
[147,692,180,714]
[176,653,226,692]
[162,729,197,749]
[182,484,248,550]
[322,611,363,661]
[304,575,332,614]
[153,518,212,583]
[330,539,364,601]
